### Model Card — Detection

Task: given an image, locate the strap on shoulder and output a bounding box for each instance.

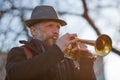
[22,47,33,59]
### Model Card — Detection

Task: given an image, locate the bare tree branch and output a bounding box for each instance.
[82,0,101,35]
[81,0,120,56]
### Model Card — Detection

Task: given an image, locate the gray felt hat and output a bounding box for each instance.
[25,5,67,27]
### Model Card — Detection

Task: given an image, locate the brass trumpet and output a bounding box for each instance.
[64,34,112,57]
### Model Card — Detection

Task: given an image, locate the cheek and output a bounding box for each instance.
[40,29,52,39]
[43,28,52,35]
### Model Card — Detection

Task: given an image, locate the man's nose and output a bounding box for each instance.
[53,28,59,34]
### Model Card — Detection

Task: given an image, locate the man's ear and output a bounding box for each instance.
[30,27,36,37]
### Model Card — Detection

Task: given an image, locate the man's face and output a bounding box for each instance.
[31,21,60,46]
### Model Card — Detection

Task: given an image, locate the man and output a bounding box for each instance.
[5,5,96,80]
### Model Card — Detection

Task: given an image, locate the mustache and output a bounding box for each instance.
[46,35,59,40]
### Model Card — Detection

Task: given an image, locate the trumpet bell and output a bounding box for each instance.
[95,34,112,56]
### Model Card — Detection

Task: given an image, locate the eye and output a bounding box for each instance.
[57,25,60,29]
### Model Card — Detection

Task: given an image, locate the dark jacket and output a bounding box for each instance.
[6,39,96,80]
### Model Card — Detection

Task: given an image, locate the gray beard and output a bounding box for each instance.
[34,29,44,41]
[33,28,58,45]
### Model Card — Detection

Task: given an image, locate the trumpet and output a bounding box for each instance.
[64,34,112,59]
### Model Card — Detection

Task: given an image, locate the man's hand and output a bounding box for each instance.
[56,33,77,52]
[56,33,95,61]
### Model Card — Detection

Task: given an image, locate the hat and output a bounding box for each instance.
[25,5,67,27]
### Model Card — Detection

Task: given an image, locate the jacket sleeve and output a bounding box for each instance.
[6,44,64,80]
[78,56,96,80]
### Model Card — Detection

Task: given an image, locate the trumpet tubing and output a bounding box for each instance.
[65,34,112,57]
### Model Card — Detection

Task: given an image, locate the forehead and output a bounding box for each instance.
[38,20,61,26]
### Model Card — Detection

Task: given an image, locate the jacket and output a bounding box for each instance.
[6,39,96,80]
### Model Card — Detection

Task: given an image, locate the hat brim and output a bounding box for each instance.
[25,19,67,27]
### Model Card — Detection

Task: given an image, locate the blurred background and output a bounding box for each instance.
[0,0,120,80]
